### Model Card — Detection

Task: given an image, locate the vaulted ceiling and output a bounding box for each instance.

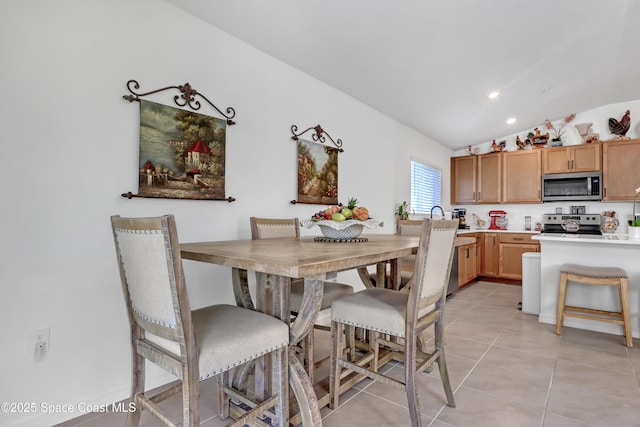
[165,0,640,150]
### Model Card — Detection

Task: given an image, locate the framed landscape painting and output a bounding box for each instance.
[296,139,338,204]
[137,100,227,200]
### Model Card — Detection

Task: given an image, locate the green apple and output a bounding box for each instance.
[331,212,346,222]
[340,207,353,219]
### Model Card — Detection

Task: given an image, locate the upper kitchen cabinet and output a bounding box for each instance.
[602,139,640,200]
[477,153,503,203]
[542,143,601,174]
[502,150,542,203]
[451,155,477,204]
[451,153,502,204]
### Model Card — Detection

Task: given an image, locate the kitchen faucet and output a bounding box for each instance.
[430,205,444,218]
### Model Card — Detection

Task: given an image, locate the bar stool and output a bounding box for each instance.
[555,263,633,348]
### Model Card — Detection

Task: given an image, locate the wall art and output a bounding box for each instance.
[296,138,339,205]
[291,124,342,205]
[121,79,236,201]
[136,99,227,200]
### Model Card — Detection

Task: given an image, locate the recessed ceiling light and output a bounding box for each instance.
[487,91,500,99]
[506,118,517,124]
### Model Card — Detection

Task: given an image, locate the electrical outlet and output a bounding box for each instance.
[29,327,50,354]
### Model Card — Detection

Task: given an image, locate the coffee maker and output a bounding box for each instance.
[452,208,469,229]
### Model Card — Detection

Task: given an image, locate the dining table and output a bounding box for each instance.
[181,233,474,426]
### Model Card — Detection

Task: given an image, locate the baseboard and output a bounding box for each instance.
[6,371,176,427]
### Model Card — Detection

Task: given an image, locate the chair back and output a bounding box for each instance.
[407,219,458,310]
[395,219,425,236]
[250,217,300,240]
[111,215,192,351]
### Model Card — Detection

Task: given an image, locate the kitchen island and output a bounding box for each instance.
[533,233,640,339]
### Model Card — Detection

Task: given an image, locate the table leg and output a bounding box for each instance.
[289,348,322,426]
[255,272,322,426]
[231,268,254,310]
[388,259,400,290]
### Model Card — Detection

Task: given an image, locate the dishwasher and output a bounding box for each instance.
[447,249,459,296]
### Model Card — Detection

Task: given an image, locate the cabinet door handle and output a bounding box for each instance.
[478,191,481,200]
[568,160,571,170]
[513,237,524,241]
[465,248,470,258]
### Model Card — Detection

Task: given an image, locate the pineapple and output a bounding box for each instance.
[340,197,358,219]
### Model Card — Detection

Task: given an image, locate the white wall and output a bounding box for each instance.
[0,1,452,425]
[451,101,640,231]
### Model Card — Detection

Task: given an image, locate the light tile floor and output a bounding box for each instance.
[58,281,640,427]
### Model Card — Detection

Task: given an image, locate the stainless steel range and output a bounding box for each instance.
[542,213,602,235]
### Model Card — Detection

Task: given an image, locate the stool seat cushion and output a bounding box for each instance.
[147,304,289,380]
[331,288,410,337]
[560,263,628,279]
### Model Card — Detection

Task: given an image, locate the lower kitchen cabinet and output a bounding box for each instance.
[459,232,540,283]
[458,239,478,287]
[482,232,499,277]
[498,233,540,280]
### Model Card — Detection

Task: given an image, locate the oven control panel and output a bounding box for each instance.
[543,214,601,225]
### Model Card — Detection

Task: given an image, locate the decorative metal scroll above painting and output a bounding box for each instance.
[290,124,342,205]
[121,80,236,202]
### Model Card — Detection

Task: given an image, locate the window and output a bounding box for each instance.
[410,160,441,215]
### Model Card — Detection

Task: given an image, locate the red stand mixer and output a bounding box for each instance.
[488,210,508,230]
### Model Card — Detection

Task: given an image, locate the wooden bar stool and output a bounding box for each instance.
[556,263,633,348]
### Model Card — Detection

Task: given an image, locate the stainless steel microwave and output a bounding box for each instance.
[542,172,602,202]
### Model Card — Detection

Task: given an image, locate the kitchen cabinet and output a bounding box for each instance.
[542,144,601,174]
[602,138,640,201]
[458,237,478,287]
[482,232,499,277]
[477,153,502,203]
[451,153,502,204]
[498,233,540,280]
[451,156,477,204]
[502,150,541,203]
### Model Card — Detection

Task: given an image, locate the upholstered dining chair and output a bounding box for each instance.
[250,217,353,380]
[111,214,289,427]
[358,218,424,289]
[329,219,459,427]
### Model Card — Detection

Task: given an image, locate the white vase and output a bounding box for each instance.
[628,226,640,240]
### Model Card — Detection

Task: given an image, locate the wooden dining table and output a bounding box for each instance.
[180,233,473,425]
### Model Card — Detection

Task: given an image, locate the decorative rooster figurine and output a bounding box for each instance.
[608,110,631,136]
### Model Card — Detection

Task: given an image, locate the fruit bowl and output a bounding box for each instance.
[301,218,384,239]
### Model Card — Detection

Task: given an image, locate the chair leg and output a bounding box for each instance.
[271,346,289,427]
[182,364,200,427]
[555,273,568,335]
[218,373,229,419]
[405,333,421,427]
[371,331,380,372]
[435,318,455,408]
[347,325,356,362]
[619,278,633,348]
[329,320,344,410]
[126,352,144,427]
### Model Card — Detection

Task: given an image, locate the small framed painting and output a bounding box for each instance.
[296,139,338,205]
[137,100,227,200]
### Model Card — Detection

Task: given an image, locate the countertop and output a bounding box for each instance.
[457,229,541,235]
[532,233,640,245]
